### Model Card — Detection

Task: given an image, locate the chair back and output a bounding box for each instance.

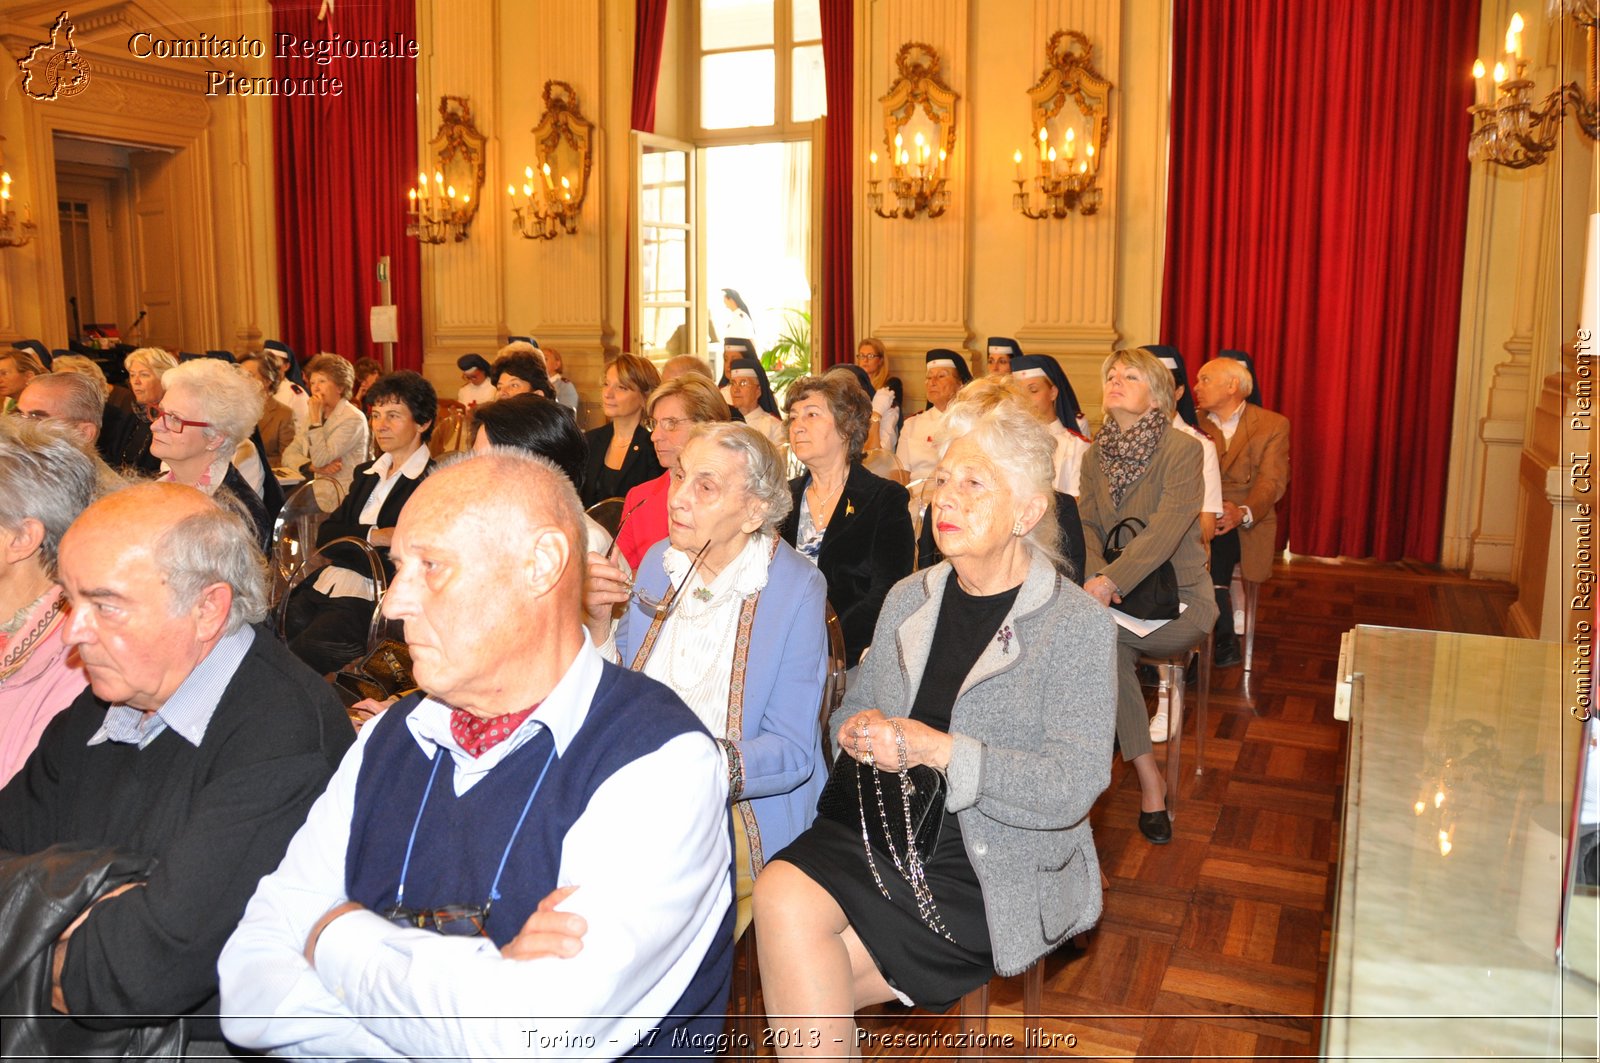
[429,405,466,456]
[585,497,628,537]
[268,476,345,608]
[275,535,390,656]
[861,447,906,484]
[819,600,847,759]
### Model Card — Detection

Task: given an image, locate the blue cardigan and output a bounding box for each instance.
[618,536,829,867]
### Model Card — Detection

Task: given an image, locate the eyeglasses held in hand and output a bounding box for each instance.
[380,901,491,937]
[148,405,214,434]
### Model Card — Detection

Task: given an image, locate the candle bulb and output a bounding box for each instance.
[1013,149,1023,181]
[1473,59,1489,106]
[1493,61,1507,83]
[1508,12,1524,62]
[541,162,555,191]
[1065,127,1076,161]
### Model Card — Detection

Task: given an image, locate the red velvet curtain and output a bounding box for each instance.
[818,0,854,369]
[623,0,671,353]
[271,0,422,370]
[1161,0,1478,563]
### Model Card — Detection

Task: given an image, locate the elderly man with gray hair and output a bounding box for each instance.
[14,371,105,448]
[221,448,733,1061]
[0,482,354,1057]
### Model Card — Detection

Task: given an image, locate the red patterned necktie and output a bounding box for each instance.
[449,705,538,758]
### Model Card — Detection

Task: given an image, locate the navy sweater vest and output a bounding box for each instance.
[345,662,733,1056]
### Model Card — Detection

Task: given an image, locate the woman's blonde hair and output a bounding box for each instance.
[1101,347,1176,420]
[125,346,178,379]
[648,374,731,424]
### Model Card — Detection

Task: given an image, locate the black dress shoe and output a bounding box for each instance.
[1213,640,1243,668]
[1138,809,1172,844]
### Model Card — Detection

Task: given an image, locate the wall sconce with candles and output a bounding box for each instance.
[1012,30,1111,219]
[405,96,487,245]
[868,43,959,220]
[1468,3,1597,168]
[508,80,595,241]
[0,138,36,249]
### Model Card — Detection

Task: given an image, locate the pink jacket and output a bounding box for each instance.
[0,620,88,787]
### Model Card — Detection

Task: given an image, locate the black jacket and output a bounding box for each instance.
[315,454,433,580]
[581,422,662,507]
[778,463,914,668]
[218,463,272,554]
[0,845,181,1058]
[95,405,159,477]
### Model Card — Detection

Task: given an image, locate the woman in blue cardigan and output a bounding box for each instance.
[583,421,828,940]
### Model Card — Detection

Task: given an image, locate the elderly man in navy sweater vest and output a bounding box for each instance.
[0,483,353,1056]
[220,448,733,1060]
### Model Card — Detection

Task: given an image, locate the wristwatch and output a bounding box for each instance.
[1240,506,1255,529]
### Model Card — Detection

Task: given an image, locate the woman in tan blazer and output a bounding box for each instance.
[1078,347,1218,845]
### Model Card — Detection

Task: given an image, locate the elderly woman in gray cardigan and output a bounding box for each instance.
[753,398,1117,1053]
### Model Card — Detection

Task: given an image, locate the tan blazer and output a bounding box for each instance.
[258,397,296,469]
[1200,403,1290,583]
[1079,423,1213,611]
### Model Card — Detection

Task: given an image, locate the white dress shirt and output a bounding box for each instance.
[872,388,900,454]
[1173,417,1223,516]
[895,404,947,485]
[1047,420,1091,498]
[740,407,787,450]
[1205,401,1247,446]
[457,380,497,409]
[314,444,431,600]
[218,633,731,1061]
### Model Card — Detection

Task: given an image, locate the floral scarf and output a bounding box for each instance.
[1097,407,1168,507]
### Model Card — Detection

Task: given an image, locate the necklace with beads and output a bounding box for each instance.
[0,594,65,687]
[806,477,845,528]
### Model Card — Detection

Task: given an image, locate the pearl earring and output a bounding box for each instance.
[1012,518,1025,537]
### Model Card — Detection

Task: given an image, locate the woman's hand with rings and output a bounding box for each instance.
[838,709,888,765]
[1084,574,1120,608]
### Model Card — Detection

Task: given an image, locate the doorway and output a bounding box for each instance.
[702,140,811,367]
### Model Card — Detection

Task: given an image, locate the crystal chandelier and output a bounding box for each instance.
[1468,4,1598,169]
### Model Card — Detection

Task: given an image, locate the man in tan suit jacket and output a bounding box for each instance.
[1193,357,1290,666]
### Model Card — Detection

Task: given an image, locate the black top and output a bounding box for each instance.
[778,463,914,668]
[219,463,272,554]
[0,629,354,1037]
[96,404,159,476]
[581,422,663,508]
[917,491,1087,586]
[315,454,433,580]
[911,578,1021,732]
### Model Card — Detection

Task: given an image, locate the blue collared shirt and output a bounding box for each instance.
[88,626,256,749]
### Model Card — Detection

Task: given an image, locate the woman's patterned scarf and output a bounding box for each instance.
[1097,407,1168,507]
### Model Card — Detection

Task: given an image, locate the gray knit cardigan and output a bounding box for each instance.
[835,552,1118,976]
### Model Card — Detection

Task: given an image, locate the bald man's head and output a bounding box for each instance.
[382,449,588,714]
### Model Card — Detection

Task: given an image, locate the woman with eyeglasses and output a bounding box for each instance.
[580,353,662,508]
[583,422,828,941]
[852,337,902,454]
[149,358,271,549]
[282,354,370,505]
[612,375,733,570]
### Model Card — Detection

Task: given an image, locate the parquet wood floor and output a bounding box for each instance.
[727,556,1519,1061]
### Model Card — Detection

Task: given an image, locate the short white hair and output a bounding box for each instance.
[0,417,101,576]
[161,358,265,449]
[155,494,269,634]
[1207,356,1254,398]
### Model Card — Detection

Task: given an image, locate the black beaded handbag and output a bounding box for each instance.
[816,750,946,860]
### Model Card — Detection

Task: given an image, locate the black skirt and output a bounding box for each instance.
[772,808,992,1011]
